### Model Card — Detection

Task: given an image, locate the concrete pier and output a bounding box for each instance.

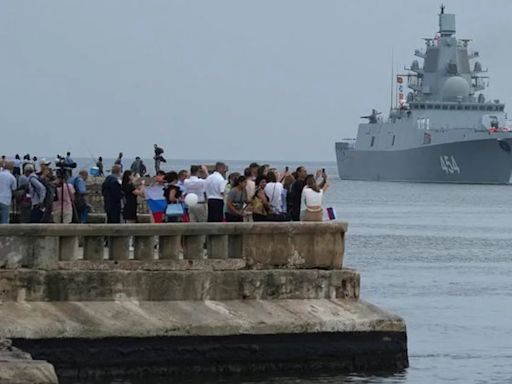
[0,222,408,381]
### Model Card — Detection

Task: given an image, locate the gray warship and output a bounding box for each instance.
[335,7,512,184]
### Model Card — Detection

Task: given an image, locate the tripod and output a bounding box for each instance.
[56,167,79,224]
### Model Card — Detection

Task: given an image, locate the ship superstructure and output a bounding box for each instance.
[335,7,512,183]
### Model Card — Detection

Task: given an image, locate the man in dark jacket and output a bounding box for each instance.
[290,166,308,221]
[153,144,166,174]
[102,164,122,223]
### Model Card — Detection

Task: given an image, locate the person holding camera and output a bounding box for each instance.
[300,171,329,222]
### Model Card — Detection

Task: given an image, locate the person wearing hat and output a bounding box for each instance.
[38,159,51,172]
[27,164,47,223]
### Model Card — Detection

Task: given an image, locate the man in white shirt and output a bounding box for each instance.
[205,162,227,222]
[264,170,284,214]
[0,161,17,223]
[184,165,208,222]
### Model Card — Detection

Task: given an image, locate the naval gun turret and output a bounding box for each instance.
[360,109,381,124]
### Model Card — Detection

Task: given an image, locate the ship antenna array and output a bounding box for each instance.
[390,49,394,111]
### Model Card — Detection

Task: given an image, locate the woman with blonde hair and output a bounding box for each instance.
[301,173,328,222]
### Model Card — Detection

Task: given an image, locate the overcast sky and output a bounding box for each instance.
[1,0,512,161]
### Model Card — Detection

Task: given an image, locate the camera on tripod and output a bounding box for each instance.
[55,154,77,178]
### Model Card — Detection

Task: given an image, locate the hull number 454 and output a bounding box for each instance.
[440,155,460,174]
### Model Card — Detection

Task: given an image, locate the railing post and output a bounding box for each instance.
[33,236,59,269]
[108,237,130,261]
[59,236,78,261]
[183,235,203,260]
[83,236,105,261]
[228,235,243,259]
[207,235,228,259]
[134,236,155,260]
[159,236,180,260]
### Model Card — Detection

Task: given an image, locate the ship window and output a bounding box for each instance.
[499,106,504,111]
[449,105,456,110]
[442,105,448,110]
[479,106,486,111]
[434,105,441,110]
[471,105,478,110]
[457,105,463,110]
[419,104,425,109]
[487,106,493,111]
[392,135,396,146]
[464,105,471,110]
[370,136,375,147]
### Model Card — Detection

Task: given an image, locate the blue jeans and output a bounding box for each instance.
[30,207,44,223]
[0,203,10,224]
[79,205,89,224]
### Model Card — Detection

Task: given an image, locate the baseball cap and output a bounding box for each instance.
[39,159,52,166]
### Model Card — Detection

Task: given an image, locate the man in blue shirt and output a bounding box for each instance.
[69,170,89,223]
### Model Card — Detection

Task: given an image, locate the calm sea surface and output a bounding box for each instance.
[68,160,512,384]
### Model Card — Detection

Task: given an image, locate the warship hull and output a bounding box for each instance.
[336,138,512,184]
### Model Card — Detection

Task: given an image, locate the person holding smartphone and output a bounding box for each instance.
[301,171,329,222]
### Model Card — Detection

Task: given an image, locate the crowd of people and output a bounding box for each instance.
[100,161,329,224]
[0,148,330,225]
[0,153,90,224]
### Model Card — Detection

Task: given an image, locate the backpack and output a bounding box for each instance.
[29,175,56,208]
[40,178,57,208]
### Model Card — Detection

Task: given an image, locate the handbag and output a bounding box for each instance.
[165,203,184,217]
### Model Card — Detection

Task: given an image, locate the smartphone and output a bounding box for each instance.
[285,166,289,172]
[322,168,325,173]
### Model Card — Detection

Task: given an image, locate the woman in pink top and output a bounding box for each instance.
[52,176,75,224]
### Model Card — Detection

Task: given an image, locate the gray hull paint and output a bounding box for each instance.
[336,138,512,184]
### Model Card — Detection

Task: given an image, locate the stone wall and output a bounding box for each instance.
[0,222,347,270]
[0,221,408,379]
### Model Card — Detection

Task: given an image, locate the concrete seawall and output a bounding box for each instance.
[0,222,408,381]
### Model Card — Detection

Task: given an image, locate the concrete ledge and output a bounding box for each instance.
[0,299,405,339]
[57,258,247,271]
[0,339,58,384]
[0,269,360,302]
[3,299,407,377]
[0,361,58,384]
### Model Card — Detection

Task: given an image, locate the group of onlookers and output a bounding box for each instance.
[1,153,329,224]
[101,161,329,224]
[0,153,89,224]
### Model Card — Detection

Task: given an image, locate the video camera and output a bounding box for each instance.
[55,154,77,170]
[54,154,77,178]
